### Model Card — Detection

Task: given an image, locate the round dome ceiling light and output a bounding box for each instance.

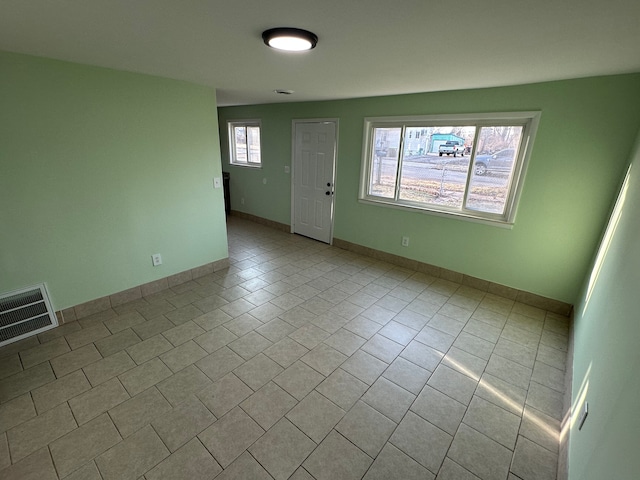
[262,28,318,52]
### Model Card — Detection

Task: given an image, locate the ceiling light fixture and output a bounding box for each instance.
[262,27,318,52]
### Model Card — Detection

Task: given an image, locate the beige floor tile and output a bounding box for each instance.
[362,377,415,423]
[1,447,58,480]
[159,340,207,373]
[194,326,237,353]
[289,324,330,349]
[104,311,146,334]
[361,334,404,364]
[0,393,36,433]
[531,361,565,393]
[364,443,435,480]
[453,331,495,360]
[263,337,309,368]
[536,344,567,372]
[476,372,527,416]
[165,305,204,325]
[519,406,560,453]
[411,385,466,435]
[239,381,297,430]
[249,418,316,480]
[50,413,121,477]
[65,323,111,350]
[256,319,296,342]
[273,360,324,400]
[437,457,481,479]
[31,369,90,413]
[68,377,129,425]
[228,331,273,360]
[0,337,39,360]
[463,319,502,344]
[316,368,368,410]
[109,386,171,438]
[146,437,222,480]
[63,461,102,480]
[197,373,253,418]
[400,340,443,371]
[447,424,512,480]
[109,387,172,438]
[82,350,136,386]
[215,451,272,480]
[152,395,216,452]
[50,344,102,378]
[8,402,77,462]
[37,322,80,344]
[196,346,245,381]
[0,432,9,470]
[427,364,478,405]
[118,357,172,396]
[198,406,264,468]
[341,350,387,385]
[390,411,452,474]
[336,401,396,457]
[428,314,466,337]
[157,363,212,406]
[511,435,558,480]
[303,430,372,480]
[442,347,487,381]
[463,396,521,449]
[526,381,564,420]
[300,343,347,376]
[286,391,345,443]
[19,337,70,369]
[382,356,431,394]
[414,325,456,353]
[343,316,382,339]
[126,334,173,364]
[233,353,283,390]
[378,321,418,346]
[0,354,22,380]
[163,321,206,347]
[323,328,366,356]
[132,316,175,339]
[95,424,169,479]
[494,337,537,368]
[94,328,141,357]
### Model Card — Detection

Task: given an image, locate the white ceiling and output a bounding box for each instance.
[1,0,639,106]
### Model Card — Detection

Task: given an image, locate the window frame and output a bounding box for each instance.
[359,112,540,227]
[227,119,262,168]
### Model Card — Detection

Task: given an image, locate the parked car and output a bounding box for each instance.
[474,148,516,175]
[438,141,465,157]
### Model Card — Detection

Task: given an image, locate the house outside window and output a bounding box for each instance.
[359,112,540,225]
[228,120,262,167]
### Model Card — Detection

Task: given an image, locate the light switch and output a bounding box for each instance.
[284,166,290,174]
[213,177,222,188]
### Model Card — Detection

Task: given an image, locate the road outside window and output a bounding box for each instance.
[360,112,539,225]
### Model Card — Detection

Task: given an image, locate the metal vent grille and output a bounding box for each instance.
[0,284,58,347]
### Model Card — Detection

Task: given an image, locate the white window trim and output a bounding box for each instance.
[228,119,262,168]
[358,112,541,227]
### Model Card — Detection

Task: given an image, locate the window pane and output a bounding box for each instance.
[399,126,475,209]
[233,126,247,163]
[247,126,261,163]
[466,126,524,214]
[369,127,401,198]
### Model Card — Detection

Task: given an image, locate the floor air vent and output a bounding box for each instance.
[0,284,58,348]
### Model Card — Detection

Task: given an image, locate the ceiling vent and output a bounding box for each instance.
[0,284,58,347]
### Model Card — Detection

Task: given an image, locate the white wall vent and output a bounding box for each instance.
[0,284,58,348]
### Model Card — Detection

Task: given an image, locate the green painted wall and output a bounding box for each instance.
[218,75,640,303]
[0,51,228,310]
[568,133,640,479]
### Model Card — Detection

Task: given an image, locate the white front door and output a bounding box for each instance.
[292,120,337,244]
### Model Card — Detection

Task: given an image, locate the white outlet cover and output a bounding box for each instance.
[213,177,222,188]
[151,254,162,266]
[284,166,290,174]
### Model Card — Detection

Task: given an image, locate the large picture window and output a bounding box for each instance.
[228,120,262,167]
[359,112,540,225]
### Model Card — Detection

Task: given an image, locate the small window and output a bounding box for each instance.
[360,112,540,225]
[228,120,262,167]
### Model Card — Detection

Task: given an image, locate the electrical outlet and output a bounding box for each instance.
[151,253,162,266]
[401,236,410,247]
[578,401,589,430]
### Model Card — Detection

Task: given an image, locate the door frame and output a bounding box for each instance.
[290,118,339,244]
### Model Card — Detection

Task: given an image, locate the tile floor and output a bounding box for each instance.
[0,216,568,480]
